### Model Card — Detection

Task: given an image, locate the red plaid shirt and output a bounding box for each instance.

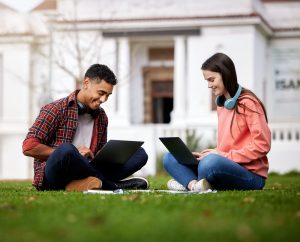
[22,90,108,190]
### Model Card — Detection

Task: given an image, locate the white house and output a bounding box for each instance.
[0,0,299,179]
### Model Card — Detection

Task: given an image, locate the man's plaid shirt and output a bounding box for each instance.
[22,91,108,190]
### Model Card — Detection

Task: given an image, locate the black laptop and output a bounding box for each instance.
[159,137,199,165]
[90,140,144,165]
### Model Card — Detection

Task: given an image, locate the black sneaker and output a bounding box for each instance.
[115,177,149,190]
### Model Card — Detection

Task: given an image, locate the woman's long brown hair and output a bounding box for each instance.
[201,53,268,136]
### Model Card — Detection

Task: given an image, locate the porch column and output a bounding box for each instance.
[113,37,130,126]
[171,36,187,125]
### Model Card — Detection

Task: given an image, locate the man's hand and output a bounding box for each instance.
[77,146,94,159]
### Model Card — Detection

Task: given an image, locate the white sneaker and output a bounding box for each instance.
[191,178,212,192]
[167,179,187,191]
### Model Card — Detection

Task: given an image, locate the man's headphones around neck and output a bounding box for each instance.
[77,100,99,117]
[215,84,242,110]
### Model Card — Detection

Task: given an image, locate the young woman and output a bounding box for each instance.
[163,53,271,191]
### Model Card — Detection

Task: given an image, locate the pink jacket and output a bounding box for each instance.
[216,95,271,178]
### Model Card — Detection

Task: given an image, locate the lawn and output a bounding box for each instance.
[0,173,299,242]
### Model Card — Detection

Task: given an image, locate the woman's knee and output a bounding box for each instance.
[163,152,178,169]
[198,153,222,172]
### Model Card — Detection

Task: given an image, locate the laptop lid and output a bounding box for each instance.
[159,137,199,165]
[90,140,144,165]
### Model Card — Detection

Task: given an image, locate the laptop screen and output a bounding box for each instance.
[90,140,144,166]
[159,137,199,165]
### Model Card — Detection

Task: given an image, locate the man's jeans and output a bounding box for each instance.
[163,153,265,190]
[44,143,148,190]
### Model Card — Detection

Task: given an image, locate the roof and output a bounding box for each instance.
[0,2,15,11]
[32,0,56,11]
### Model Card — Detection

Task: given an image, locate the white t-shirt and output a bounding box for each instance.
[72,113,94,148]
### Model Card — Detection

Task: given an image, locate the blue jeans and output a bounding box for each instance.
[163,153,265,190]
[44,143,148,190]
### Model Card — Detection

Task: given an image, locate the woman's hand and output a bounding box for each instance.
[192,149,217,160]
[192,152,202,159]
[77,146,94,159]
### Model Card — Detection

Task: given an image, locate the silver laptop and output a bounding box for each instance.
[90,140,144,165]
[159,137,199,165]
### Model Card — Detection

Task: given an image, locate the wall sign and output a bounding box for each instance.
[273,47,300,119]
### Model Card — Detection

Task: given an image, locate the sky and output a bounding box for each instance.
[0,0,43,12]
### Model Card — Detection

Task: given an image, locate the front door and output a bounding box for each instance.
[143,67,173,123]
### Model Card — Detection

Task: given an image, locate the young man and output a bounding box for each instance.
[23,64,149,191]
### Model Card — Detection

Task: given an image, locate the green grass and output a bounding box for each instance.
[0,174,300,242]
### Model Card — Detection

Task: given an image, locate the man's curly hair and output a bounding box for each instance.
[84,64,117,85]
